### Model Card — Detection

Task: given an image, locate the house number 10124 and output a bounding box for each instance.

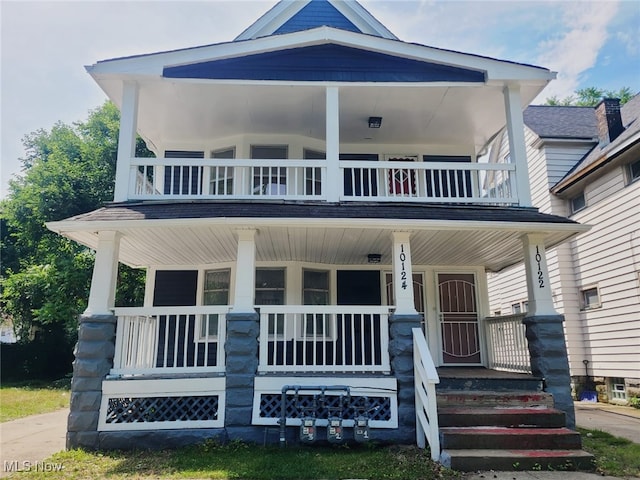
[535,246,544,288]
[400,245,408,290]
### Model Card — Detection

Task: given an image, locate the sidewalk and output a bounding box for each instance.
[0,409,68,478]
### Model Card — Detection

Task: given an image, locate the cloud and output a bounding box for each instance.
[535,1,621,100]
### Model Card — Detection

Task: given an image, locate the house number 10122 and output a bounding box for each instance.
[535,246,544,288]
[399,245,408,290]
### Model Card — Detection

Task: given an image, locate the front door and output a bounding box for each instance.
[437,273,481,364]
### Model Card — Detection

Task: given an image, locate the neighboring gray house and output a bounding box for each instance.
[47,0,596,470]
[488,95,640,404]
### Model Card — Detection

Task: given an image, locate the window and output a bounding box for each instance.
[303,149,324,196]
[256,268,286,337]
[164,150,204,195]
[251,145,288,194]
[581,286,600,310]
[511,303,522,314]
[522,301,529,313]
[210,147,235,195]
[628,159,640,184]
[303,269,330,336]
[494,311,502,317]
[570,192,586,214]
[201,269,230,339]
[610,378,627,401]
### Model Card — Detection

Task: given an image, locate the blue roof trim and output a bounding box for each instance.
[163,44,486,83]
[273,0,361,35]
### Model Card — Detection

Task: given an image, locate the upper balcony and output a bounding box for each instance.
[96,28,553,206]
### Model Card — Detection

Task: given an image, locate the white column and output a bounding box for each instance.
[503,84,532,207]
[522,233,558,316]
[114,81,139,202]
[392,231,418,315]
[85,231,121,316]
[325,86,340,202]
[231,229,257,313]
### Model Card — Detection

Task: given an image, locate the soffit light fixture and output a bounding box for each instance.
[367,254,382,264]
[368,116,382,128]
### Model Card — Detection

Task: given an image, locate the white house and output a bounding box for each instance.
[47,0,595,470]
[487,95,640,404]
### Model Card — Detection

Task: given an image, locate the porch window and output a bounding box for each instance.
[201,269,230,339]
[210,147,235,195]
[256,268,286,336]
[303,269,330,336]
[251,145,288,194]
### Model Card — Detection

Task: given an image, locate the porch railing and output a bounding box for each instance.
[112,306,227,376]
[258,305,391,373]
[127,157,518,205]
[484,313,531,374]
[413,327,440,461]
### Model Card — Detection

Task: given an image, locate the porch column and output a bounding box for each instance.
[392,231,418,315]
[68,230,121,449]
[503,84,532,207]
[521,233,575,428]
[231,229,257,313]
[226,228,260,441]
[325,86,340,202]
[114,81,139,202]
[389,233,422,442]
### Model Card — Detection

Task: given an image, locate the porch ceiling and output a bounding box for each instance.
[99,78,531,155]
[48,203,588,272]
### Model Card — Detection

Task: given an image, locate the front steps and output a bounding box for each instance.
[436,369,594,472]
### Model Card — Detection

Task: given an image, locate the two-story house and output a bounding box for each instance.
[47,0,594,470]
[487,95,640,405]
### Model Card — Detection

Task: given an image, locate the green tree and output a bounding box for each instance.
[545,87,634,106]
[1,102,149,347]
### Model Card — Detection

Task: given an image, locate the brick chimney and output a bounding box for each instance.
[595,98,624,146]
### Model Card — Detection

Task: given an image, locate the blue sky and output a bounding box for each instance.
[1,0,639,197]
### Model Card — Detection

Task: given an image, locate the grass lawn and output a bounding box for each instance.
[11,442,457,480]
[0,379,70,422]
[579,428,640,478]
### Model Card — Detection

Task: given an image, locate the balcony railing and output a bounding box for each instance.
[112,306,228,376]
[258,305,391,374]
[128,157,518,205]
[484,313,531,374]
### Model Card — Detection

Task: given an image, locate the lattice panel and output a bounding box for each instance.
[106,395,219,424]
[259,394,391,421]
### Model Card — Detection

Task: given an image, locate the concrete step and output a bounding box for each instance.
[440,427,583,450]
[440,448,596,472]
[438,406,566,428]
[436,375,542,392]
[437,390,554,408]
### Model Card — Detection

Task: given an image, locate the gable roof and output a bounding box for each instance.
[235,0,397,41]
[552,93,640,193]
[524,105,597,140]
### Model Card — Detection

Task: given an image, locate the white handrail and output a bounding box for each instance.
[413,327,440,461]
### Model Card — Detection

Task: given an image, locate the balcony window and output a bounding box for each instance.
[210,147,235,195]
[251,145,288,194]
[303,149,324,196]
[164,150,204,195]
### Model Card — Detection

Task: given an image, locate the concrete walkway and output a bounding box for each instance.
[0,409,67,478]
[0,402,638,478]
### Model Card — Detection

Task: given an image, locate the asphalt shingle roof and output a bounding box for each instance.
[524,105,597,139]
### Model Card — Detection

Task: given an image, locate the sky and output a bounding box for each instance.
[1,0,639,197]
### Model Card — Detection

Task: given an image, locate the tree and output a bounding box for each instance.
[1,102,150,348]
[545,87,634,106]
